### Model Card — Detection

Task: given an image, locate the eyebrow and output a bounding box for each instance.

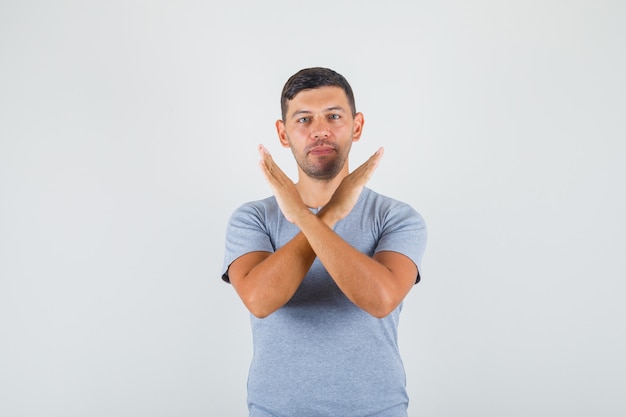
[290,106,347,119]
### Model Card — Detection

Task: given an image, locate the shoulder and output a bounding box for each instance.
[360,188,425,222]
[358,188,427,244]
[226,196,281,230]
[230,196,278,219]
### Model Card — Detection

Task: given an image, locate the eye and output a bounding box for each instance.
[328,114,340,120]
[297,117,310,123]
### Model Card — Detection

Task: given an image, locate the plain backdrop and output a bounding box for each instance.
[1,1,625,416]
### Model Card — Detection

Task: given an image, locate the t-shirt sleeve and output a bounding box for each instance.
[375,203,427,283]
[221,202,275,283]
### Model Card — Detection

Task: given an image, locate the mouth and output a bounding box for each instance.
[307,143,336,156]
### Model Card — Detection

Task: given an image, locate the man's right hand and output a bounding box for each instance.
[320,147,384,226]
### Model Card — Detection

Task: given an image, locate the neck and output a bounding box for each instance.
[295,170,348,209]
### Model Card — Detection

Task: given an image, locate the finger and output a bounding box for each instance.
[258,144,275,181]
[353,147,384,176]
[258,144,277,173]
[258,144,271,167]
[367,146,384,166]
[258,143,270,158]
[258,145,291,186]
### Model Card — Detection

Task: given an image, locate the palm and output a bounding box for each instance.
[325,147,384,221]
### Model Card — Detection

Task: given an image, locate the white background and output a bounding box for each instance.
[1,1,625,416]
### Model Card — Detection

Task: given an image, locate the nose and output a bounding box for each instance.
[311,117,330,139]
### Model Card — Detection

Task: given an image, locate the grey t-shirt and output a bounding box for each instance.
[222,187,427,417]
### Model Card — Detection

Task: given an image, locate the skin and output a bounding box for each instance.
[228,86,418,318]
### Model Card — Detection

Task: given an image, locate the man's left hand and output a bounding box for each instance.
[258,144,310,224]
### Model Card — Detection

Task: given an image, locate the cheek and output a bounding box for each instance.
[288,126,311,141]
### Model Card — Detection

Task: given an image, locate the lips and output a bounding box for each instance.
[307,142,336,156]
[309,146,335,156]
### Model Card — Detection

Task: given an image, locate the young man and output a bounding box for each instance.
[222,67,427,417]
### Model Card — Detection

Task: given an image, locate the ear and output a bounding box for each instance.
[351,112,365,143]
[275,119,290,148]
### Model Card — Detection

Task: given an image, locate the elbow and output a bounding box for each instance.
[370,286,406,318]
[371,311,391,319]
[365,296,398,319]
[369,305,394,319]
[234,285,279,319]
[243,296,279,319]
[249,307,272,319]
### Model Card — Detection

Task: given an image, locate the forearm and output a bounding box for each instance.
[232,231,316,318]
[297,211,399,318]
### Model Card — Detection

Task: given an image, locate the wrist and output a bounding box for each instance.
[292,207,318,228]
[317,207,339,228]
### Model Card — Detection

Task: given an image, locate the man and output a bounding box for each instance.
[222,67,427,417]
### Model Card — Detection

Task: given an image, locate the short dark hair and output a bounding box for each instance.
[280,67,356,120]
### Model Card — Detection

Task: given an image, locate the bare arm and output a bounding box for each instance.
[258,146,417,318]
[227,145,329,318]
[296,212,417,318]
[227,233,316,318]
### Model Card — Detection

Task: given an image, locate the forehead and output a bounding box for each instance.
[286,86,350,115]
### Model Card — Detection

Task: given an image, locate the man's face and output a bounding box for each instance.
[277,86,364,180]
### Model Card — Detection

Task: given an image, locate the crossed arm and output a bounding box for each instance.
[227,146,418,319]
